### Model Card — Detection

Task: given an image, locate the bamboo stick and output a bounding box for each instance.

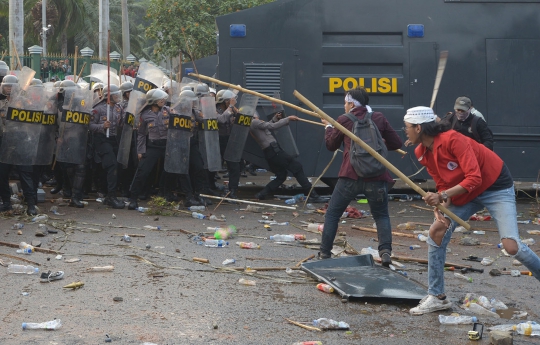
[75,62,86,84]
[284,318,322,332]
[11,40,22,70]
[73,46,78,82]
[200,193,296,210]
[295,254,315,267]
[351,225,417,239]
[0,241,59,254]
[391,255,471,269]
[226,267,302,271]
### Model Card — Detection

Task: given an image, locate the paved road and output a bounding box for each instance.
[1,180,540,344]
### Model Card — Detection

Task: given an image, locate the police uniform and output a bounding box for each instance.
[90,99,125,208]
[128,105,197,208]
[189,108,210,202]
[216,105,241,198]
[117,97,138,197]
[250,114,322,201]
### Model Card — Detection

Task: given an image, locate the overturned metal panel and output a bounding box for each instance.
[302,255,427,301]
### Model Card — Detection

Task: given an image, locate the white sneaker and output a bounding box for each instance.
[410,295,452,315]
[40,270,65,283]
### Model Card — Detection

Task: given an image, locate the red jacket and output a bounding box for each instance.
[325,106,402,182]
[415,130,503,205]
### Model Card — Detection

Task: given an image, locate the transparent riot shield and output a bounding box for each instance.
[164,96,193,174]
[262,92,299,158]
[11,66,36,90]
[224,93,259,162]
[87,63,120,86]
[199,96,221,171]
[55,87,93,165]
[117,90,146,168]
[34,87,59,165]
[0,85,46,165]
[133,62,166,93]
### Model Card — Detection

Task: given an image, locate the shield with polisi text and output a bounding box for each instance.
[117,90,146,168]
[224,93,259,162]
[164,94,194,174]
[198,96,221,171]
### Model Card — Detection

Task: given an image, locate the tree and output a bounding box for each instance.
[146,0,274,61]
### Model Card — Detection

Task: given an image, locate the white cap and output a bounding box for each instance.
[209,87,216,95]
[404,106,436,124]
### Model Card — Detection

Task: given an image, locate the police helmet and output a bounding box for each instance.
[181,85,193,92]
[215,89,235,104]
[92,82,104,93]
[54,81,61,88]
[103,84,121,96]
[30,78,44,87]
[146,89,168,105]
[120,81,133,94]
[58,80,77,94]
[180,89,196,98]
[195,83,209,97]
[1,75,19,96]
[0,61,9,77]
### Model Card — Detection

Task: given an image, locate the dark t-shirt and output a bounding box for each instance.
[486,163,513,191]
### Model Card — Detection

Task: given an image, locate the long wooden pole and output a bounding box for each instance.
[73,45,78,82]
[430,51,448,109]
[11,40,22,70]
[189,73,406,156]
[199,193,296,210]
[294,90,469,230]
[75,62,86,84]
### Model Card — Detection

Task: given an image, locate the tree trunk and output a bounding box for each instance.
[121,0,130,58]
[9,0,24,70]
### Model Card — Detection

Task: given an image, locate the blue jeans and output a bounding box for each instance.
[320,178,392,256]
[427,186,540,296]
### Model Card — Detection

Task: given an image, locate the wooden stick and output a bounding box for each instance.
[411,204,433,212]
[351,225,418,239]
[246,257,297,262]
[430,51,449,109]
[193,257,209,263]
[284,318,322,332]
[294,90,470,230]
[297,117,325,127]
[226,266,301,271]
[73,45,78,83]
[0,240,59,254]
[189,73,406,156]
[200,193,296,210]
[75,62,86,83]
[213,191,230,212]
[11,40,22,70]
[295,254,315,267]
[392,255,472,269]
[0,253,41,266]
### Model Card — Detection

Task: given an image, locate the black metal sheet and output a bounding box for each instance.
[302,255,427,301]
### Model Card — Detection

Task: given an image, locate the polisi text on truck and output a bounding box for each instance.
[328,77,398,93]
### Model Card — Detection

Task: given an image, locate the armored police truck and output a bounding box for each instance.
[214,0,540,184]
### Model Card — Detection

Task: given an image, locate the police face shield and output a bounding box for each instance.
[1,84,12,96]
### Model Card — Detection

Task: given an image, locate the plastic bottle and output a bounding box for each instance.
[222,258,236,265]
[316,283,334,293]
[31,215,48,222]
[122,234,132,243]
[490,298,508,310]
[11,223,24,229]
[137,207,149,212]
[269,234,296,242]
[477,296,492,309]
[285,198,297,205]
[8,264,39,274]
[22,319,62,330]
[438,315,477,325]
[514,322,540,336]
[16,242,34,254]
[522,238,536,246]
[473,230,485,235]
[417,234,428,242]
[236,241,260,249]
[188,206,206,211]
[313,318,349,330]
[245,205,264,212]
[191,212,206,219]
[307,223,324,232]
[204,239,229,247]
[454,272,473,282]
[397,222,416,230]
[143,225,161,230]
[256,168,267,173]
[238,278,256,286]
[409,244,421,250]
[468,302,500,318]
[286,267,307,277]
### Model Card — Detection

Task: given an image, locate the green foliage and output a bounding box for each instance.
[146,0,274,60]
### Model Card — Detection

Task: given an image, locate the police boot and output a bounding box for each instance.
[104,194,126,209]
[254,187,271,200]
[166,193,180,203]
[69,171,85,208]
[197,194,213,206]
[185,194,202,207]
[26,198,38,216]
[226,189,239,204]
[128,199,139,210]
[50,184,63,194]
[307,190,327,203]
[0,202,13,212]
[69,197,85,208]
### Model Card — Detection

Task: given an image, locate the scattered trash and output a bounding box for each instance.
[285,194,306,205]
[397,222,416,230]
[460,237,480,246]
[245,205,264,212]
[481,257,494,266]
[238,278,256,286]
[143,225,161,230]
[11,223,24,229]
[513,321,540,336]
[55,255,62,260]
[512,311,528,320]
[454,272,473,282]
[145,244,151,249]
[86,265,114,272]
[359,247,380,260]
[522,238,536,246]
[22,319,62,330]
[472,230,485,235]
[111,214,117,219]
[21,292,29,296]
[258,220,289,226]
[63,281,84,289]
[513,259,522,266]
[113,297,123,302]
[16,242,34,254]
[192,212,206,219]
[31,215,48,222]
[527,230,540,235]
[307,223,324,232]
[222,258,236,265]
[490,298,508,310]
[517,220,530,224]
[35,229,47,237]
[204,239,229,247]
[193,257,209,263]
[286,267,307,277]
[417,234,428,242]
[467,302,500,318]
[439,315,477,325]
[7,264,39,274]
[469,214,491,221]
[316,283,334,294]
[454,226,467,232]
[137,207,149,212]
[256,169,267,173]
[210,225,237,240]
[122,234,132,243]
[313,318,350,330]
[269,234,306,242]
[64,258,81,263]
[236,242,260,249]
[409,245,421,250]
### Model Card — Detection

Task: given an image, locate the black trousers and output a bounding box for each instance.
[219,135,240,190]
[189,139,207,194]
[0,136,36,203]
[94,134,120,195]
[262,143,311,194]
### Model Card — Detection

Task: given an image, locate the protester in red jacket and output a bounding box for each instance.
[403,106,540,316]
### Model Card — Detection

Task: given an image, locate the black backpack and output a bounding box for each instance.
[344,112,388,178]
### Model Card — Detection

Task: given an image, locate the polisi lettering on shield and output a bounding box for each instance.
[202,119,218,131]
[169,114,192,131]
[235,114,252,127]
[125,112,135,126]
[6,107,52,125]
[133,77,158,93]
[61,109,90,125]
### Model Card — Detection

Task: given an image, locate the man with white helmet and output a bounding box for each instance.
[90,84,125,209]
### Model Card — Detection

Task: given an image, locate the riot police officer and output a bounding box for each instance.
[90,84,125,209]
[128,89,201,210]
[0,75,38,215]
[120,81,133,108]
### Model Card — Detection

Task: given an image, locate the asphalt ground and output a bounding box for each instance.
[1,172,540,344]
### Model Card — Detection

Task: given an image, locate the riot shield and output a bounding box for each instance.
[224,93,259,162]
[117,90,146,168]
[87,63,120,86]
[164,95,194,174]
[0,85,47,165]
[55,87,93,165]
[11,66,36,90]
[34,87,59,165]
[133,62,166,94]
[262,92,299,158]
[180,77,198,92]
[199,96,221,171]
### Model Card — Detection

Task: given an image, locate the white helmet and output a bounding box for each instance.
[215,89,235,104]
[146,89,168,105]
